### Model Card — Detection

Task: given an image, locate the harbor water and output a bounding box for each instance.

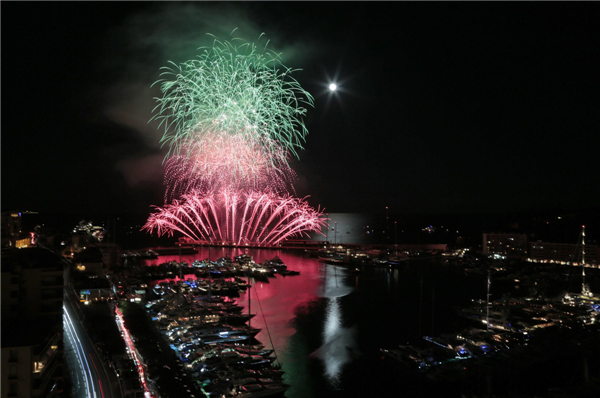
[142,247,493,397]
[140,247,598,397]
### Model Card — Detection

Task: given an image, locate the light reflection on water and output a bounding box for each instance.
[311,265,358,389]
[142,248,356,397]
[139,248,489,398]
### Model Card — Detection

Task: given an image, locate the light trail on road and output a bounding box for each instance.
[63,305,96,398]
[89,353,107,398]
[115,306,154,398]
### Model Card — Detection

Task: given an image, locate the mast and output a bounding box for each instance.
[394,221,398,256]
[582,225,586,294]
[386,206,389,242]
[334,221,337,245]
[248,266,251,354]
[418,277,423,338]
[486,269,491,334]
[431,285,435,336]
[208,244,211,303]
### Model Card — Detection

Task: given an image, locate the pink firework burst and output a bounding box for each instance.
[144,188,327,246]
[164,131,296,201]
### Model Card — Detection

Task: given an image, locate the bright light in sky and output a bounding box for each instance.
[329,83,337,91]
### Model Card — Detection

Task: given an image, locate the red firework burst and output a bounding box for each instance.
[144,188,327,246]
[163,131,296,201]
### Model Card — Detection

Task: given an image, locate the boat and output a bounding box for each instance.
[139,250,159,259]
[190,348,272,372]
[266,256,286,268]
[152,284,166,296]
[236,254,253,264]
[563,225,596,300]
[235,383,290,398]
[318,255,344,264]
[371,258,390,267]
[232,347,274,358]
[279,269,300,276]
[235,276,250,289]
[381,344,456,370]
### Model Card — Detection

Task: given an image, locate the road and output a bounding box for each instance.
[64,288,119,398]
[60,252,123,398]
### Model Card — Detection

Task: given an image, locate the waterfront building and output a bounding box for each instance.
[1,330,62,398]
[1,211,40,248]
[1,212,23,247]
[14,236,34,249]
[1,248,64,398]
[2,212,25,248]
[483,233,528,257]
[528,241,600,266]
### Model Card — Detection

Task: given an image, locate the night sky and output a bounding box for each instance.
[3,2,599,217]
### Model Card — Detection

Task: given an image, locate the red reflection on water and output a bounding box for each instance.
[142,253,199,266]
[141,248,324,356]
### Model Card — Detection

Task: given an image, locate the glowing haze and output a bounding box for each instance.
[144,32,327,245]
[163,132,296,201]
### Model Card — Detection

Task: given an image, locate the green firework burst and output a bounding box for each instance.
[151,32,314,164]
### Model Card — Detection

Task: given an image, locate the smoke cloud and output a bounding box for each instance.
[98,3,320,189]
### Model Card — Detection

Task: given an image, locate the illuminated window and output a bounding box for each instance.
[34,361,44,373]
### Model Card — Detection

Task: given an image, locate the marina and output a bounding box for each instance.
[108,245,600,397]
[5,4,600,398]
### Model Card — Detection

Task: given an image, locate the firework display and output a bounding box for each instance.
[151,34,314,164]
[163,132,296,201]
[145,188,324,245]
[145,33,326,244]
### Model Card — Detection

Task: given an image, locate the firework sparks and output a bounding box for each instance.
[146,32,326,245]
[151,33,314,165]
[144,188,327,246]
[163,131,296,201]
